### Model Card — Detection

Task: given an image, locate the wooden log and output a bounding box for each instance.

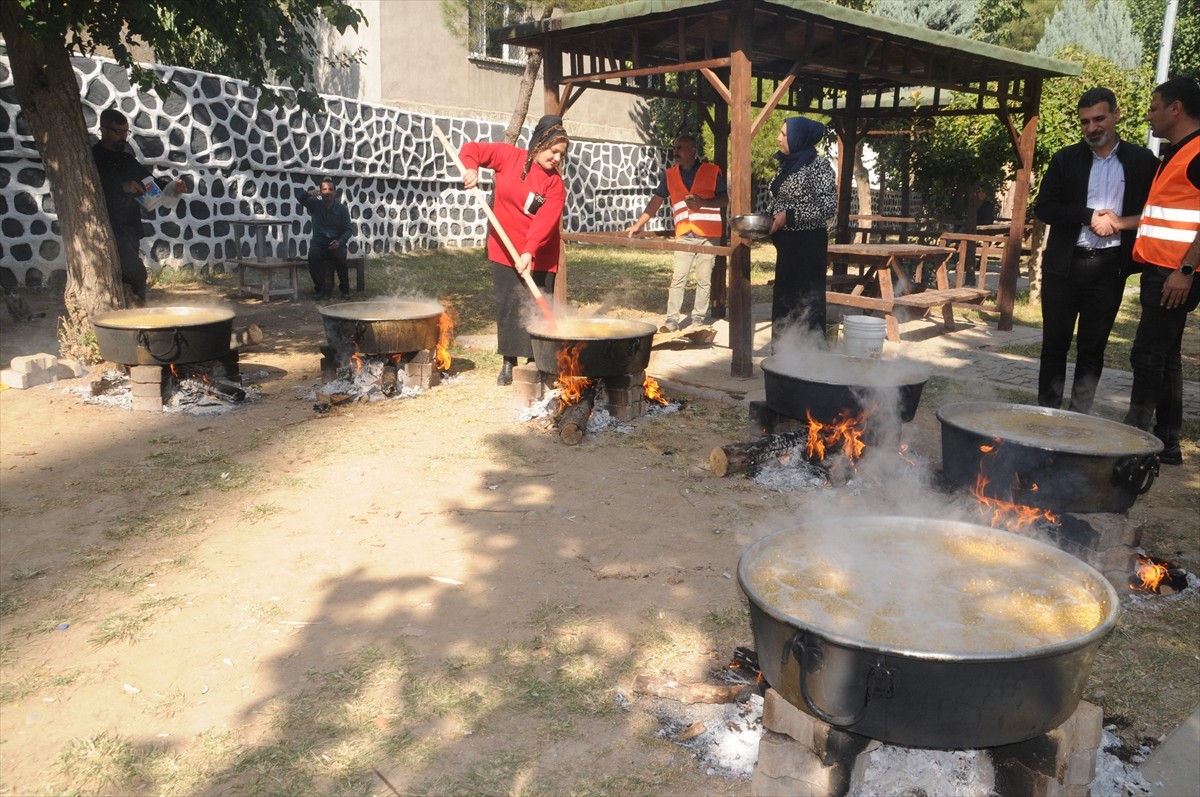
[710,431,808,477]
[558,392,595,445]
[632,674,751,704]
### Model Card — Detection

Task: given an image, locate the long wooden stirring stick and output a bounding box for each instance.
[431,124,556,328]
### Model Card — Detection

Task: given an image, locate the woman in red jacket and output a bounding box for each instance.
[459,115,570,385]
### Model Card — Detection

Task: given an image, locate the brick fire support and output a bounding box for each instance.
[754,688,1103,797]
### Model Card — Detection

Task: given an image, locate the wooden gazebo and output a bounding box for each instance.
[497,0,1079,377]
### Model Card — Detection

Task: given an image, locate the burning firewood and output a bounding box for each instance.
[557,388,596,445]
[710,431,809,477]
[632,674,753,704]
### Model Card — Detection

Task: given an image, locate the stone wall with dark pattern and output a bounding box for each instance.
[0,47,671,287]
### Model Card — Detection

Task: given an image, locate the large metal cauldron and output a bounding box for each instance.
[318,300,444,354]
[528,318,655,378]
[761,353,928,424]
[739,517,1119,749]
[93,306,235,365]
[937,402,1162,513]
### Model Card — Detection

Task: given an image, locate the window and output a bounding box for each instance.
[468,0,527,65]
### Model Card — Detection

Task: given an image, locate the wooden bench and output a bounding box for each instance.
[235,258,300,302]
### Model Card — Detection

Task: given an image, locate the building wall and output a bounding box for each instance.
[0,46,670,287]
[375,0,648,144]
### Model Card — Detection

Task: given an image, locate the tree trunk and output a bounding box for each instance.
[853,141,873,225]
[1,3,125,360]
[502,5,557,144]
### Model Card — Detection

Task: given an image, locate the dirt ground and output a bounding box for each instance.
[1,280,1197,796]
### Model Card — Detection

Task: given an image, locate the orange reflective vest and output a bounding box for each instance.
[666,163,724,238]
[1134,135,1200,268]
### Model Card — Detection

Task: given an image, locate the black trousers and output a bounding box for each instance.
[1124,266,1200,445]
[1037,249,1124,413]
[114,227,147,300]
[492,261,554,359]
[308,243,349,295]
[770,227,828,343]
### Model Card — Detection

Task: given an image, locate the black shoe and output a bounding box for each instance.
[497,358,515,386]
[340,292,351,300]
[1159,444,1183,465]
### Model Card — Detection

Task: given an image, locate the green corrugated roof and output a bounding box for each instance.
[497,0,1080,81]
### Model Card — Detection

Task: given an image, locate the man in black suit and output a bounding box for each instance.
[1034,87,1159,413]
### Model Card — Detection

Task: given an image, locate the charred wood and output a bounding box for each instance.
[558,390,596,445]
[710,431,809,477]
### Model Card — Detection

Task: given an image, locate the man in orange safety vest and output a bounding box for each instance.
[627,134,728,332]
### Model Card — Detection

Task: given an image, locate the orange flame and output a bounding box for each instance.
[435,304,458,371]
[643,375,668,405]
[555,343,591,410]
[970,440,1058,529]
[804,409,868,462]
[1133,555,1169,592]
[898,444,917,466]
[350,350,365,374]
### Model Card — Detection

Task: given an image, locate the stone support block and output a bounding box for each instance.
[10,352,58,373]
[1088,514,1142,550]
[129,365,164,384]
[55,359,88,379]
[132,396,163,413]
[597,401,642,422]
[131,381,164,398]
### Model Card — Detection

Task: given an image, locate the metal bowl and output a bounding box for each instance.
[730,213,774,240]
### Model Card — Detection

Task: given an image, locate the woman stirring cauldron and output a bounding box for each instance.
[459,115,570,385]
[767,117,837,346]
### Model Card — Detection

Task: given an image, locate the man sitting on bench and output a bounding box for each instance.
[297,177,353,300]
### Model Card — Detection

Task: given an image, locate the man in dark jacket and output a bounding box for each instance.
[92,108,186,302]
[297,178,354,300]
[1034,87,1159,413]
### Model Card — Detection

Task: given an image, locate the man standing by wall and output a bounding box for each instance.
[1124,77,1200,466]
[626,134,727,332]
[1033,87,1159,414]
[92,108,187,304]
[297,177,354,300]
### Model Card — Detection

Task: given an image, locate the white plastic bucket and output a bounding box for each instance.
[841,315,886,358]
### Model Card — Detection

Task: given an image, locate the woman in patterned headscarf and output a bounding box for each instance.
[459,115,570,385]
[766,116,837,346]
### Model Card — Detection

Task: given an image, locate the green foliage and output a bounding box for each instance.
[1005,0,1061,51]
[1129,0,1200,82]
[14,0,366,113]
[972,0,1026,45]
[1035,0,1143,70]
[875,0,979,37]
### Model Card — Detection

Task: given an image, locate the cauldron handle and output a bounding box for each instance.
[353,321,367,344]
[1113,454,1159,496]
[137,328,183,362]
[786,632,880,729]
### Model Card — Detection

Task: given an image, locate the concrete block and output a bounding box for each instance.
[131,381,164,398]
[10,352,57,374]
[756,732,842,789]
[751,770,817,797]
[763,688,818,747]
[512,363,541,384]
[1,367,55,389]
[132,396,163,413]
[55,359,89,379]
[1090,514,1142,550]
[129,365,164,384]
[1065,747,1097,786]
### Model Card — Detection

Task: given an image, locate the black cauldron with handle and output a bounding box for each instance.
[528,318,655,378]
[92,306,236,365]
[937,402,1162,513]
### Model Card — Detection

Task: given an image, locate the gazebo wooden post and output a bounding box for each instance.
[543,36,568,308]
[711,100,730,319]
[998,78,1041,331]
[833,85,861,245]
[727,0,754,378]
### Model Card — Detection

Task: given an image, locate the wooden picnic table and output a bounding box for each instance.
[563,230,736,257]
[825,242,988,342]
